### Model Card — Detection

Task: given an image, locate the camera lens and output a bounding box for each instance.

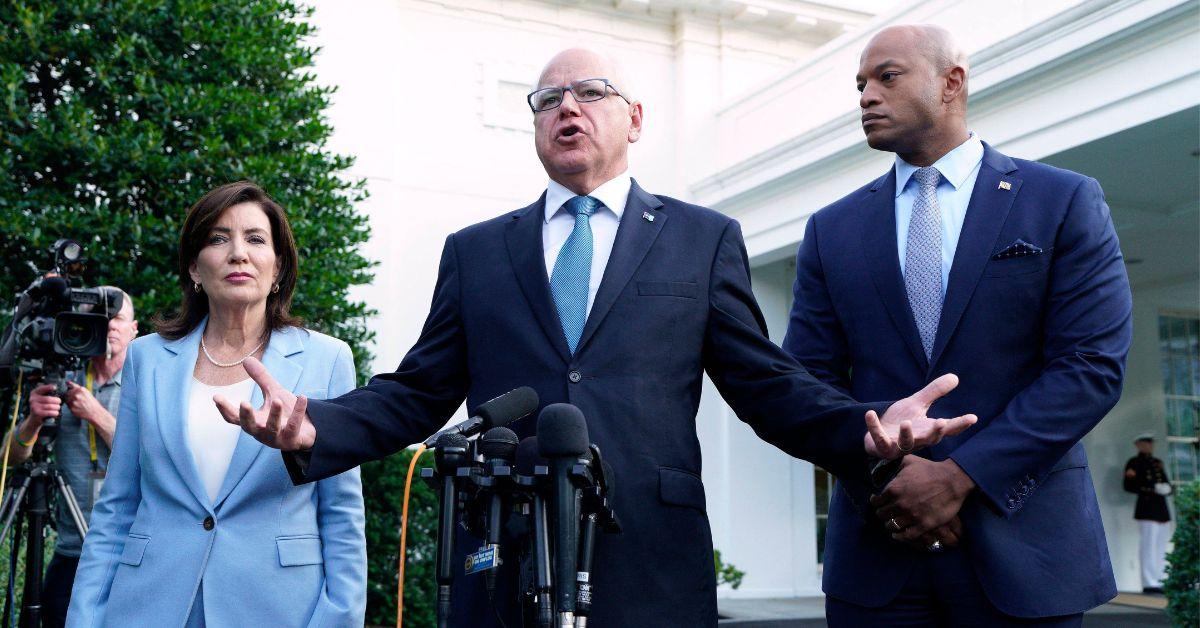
[58,319,96,353]
[53,313,108,357]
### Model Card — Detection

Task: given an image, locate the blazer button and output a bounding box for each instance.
[568,370,582,384]
[203,516,215,531]
[1006,498,1017,509]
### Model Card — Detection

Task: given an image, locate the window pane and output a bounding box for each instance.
[1162,350,1174,394]
[816,517,828,564]
[1169,441,1197,483]
[1165,399,1181,437]
[1182,400,1199,438]
[814,468,831,515]
[1174,352,1190,396]
[1171,318,1188,347]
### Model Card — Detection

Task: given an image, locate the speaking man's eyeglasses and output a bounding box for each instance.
[527,78,630,113]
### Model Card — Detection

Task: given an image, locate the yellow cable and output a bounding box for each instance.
[396,443,427,628]
[1,374,24,494]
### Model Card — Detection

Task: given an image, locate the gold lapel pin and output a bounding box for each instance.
[998,181,1012,190]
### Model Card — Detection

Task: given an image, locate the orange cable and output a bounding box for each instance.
[396,443,427,628]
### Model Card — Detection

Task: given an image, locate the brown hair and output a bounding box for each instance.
[154,181,302,340]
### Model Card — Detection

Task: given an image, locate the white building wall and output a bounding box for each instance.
[1085,277,1199,592]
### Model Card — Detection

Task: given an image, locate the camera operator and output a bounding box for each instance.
[1,287,136,628]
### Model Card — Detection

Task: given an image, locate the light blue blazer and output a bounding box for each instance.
[67,323,367,627]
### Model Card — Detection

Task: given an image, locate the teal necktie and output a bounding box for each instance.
[550,195,598,353]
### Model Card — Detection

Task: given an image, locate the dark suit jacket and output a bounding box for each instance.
[289,180,886,627]
[784,144,1130,617]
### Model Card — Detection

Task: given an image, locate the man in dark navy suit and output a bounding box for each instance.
[784,25,1132,626]
[219,48,976,626]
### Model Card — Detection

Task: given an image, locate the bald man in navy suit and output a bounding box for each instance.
[221,48,976,627]
[784,25,1131,626]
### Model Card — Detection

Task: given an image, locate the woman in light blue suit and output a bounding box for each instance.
[68,182,366,627]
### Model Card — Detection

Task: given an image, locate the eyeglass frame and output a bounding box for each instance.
[526,78,631,113]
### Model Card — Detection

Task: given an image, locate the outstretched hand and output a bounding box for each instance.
[865,374,977,459]
[214,357,315,451]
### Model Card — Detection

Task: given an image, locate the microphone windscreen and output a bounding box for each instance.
[435,431,470,450]
[434,432,470,473]
[537,403,589,458]
[514,437,544,475]
[479,426,520,462]
[475,386,540,428]
[39,276,71,303]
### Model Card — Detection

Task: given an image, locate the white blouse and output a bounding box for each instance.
[187,377,254,503]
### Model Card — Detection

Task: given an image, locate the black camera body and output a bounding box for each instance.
[0,240,123,393]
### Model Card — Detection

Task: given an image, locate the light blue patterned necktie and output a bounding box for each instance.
[550,195,598,354]
[905,166,943,359]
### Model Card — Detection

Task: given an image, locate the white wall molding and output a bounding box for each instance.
[691,0,1200,263]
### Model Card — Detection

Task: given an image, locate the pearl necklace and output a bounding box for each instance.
[201,336,264,368]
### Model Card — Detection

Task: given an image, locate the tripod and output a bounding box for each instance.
[0,419,88,628]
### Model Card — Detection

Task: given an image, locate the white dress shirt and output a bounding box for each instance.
[542,173,631,316]
[894,133,985,296]
[186,377,254,503]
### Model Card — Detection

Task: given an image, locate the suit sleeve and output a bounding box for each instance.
[309,342,367,627]
[701,220,885,483]
[1123,459,1139,493]
[66,342,143,628]
[782,214,853,396]
[287,234,471,483]
[781,215,880,511]
[949,177,1133,517]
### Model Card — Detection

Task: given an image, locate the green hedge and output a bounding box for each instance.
[1165,480,1199,627]
[0,0,376,379]
[363,448,437,627]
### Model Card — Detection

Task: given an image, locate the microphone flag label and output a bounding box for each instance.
[465,545,501,575]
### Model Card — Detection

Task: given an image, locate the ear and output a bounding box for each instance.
[627,101,643,144]
[131,320,139,335]
[188,261,200,286]
[942,65,966,105]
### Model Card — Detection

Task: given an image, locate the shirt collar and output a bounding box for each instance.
[86,361,123,387]
[894,132,984,198]
[544,173,632,223]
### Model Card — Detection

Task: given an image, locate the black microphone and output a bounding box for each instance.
[538,404,590,628]
[478,427,519,599]
[575,455,615,627]
[423,386,539,446]
[433,432,470,628]
[515,437,553,628]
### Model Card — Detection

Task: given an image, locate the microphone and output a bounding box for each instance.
[478,427,520,598]
[538,404,590,628]
[575,453,616,627]
[515,437,553,628]
[423,386,539,446]
[433,432,470,628]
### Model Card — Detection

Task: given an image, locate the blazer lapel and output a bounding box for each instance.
[929,145,1021,367]
[213,327,303,510]
[155,324,215,513]
[575,180,666,355]
[506,194,573,363]
[861,170,929,371]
